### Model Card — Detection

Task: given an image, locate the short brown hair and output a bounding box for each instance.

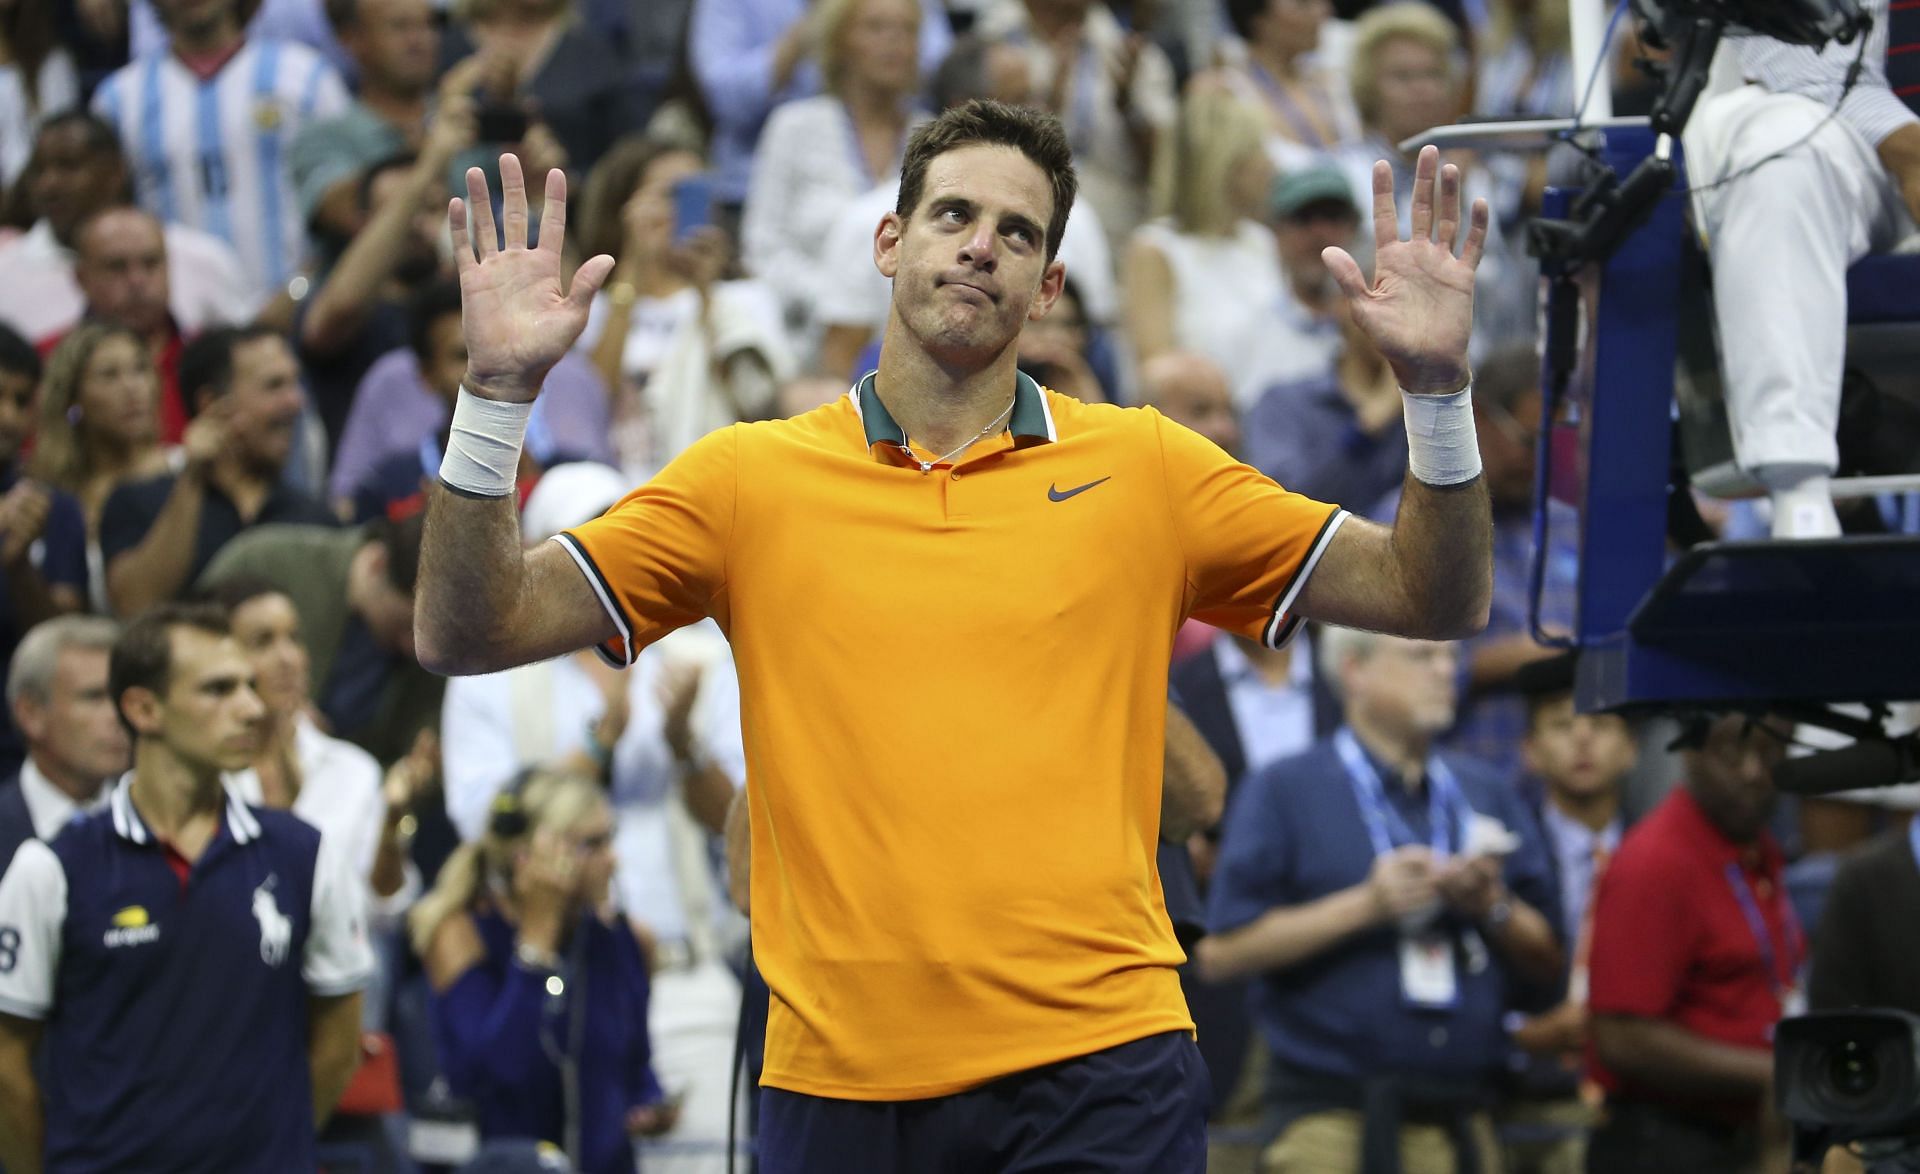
[110,603,231,738]
[895,99,1077,263]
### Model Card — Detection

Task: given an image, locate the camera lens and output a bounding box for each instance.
[1829,1040,1880,1100]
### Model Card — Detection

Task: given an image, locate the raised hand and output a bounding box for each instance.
[1324,145,1489,395]
[451,154,615,403]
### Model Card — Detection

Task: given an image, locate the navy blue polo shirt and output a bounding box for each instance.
[1207,734,1558,1086]
[0,777,373,1172]
[97,470,337,591]
[0,468,88,774]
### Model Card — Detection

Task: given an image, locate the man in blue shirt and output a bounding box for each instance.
[1200,626,1563,1174]
[0,602,373,1173]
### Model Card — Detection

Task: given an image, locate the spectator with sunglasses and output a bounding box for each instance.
[410,768,678,1174]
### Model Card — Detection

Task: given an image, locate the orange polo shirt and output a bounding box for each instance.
[559,372,1346,1099]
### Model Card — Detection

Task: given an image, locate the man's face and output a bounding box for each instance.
[1477,389,1542,510]
[1370,36,1456,143]
[1274,202,1359,293]
[348,0,440,93]
[421,313,468,402]
[1150,363,1242,457]
[367,164,446,287]
[129,629,266,773]
[0,369,36,467]
[1685,715,1787,845]
[76,211,172,337]
[879,144,1064,366]
[229,593,311,716]
[28,125,125,242]
[13,647,130,788]
[214,336,306,472]
[1523,695,1636,805]
[1344,636,1459,735]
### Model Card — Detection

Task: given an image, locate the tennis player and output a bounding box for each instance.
[416,99,1494,1173]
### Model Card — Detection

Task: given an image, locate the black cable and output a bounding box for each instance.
[1546,14,1871,198]
[1674,23,1873,199]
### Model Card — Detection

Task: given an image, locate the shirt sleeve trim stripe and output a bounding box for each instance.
[1262,506,1349,650]
[306,973,374,998]
[552,532,636,666]
[0,993,49,1020]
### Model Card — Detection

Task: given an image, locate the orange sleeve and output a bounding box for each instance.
[1154,409,1346,649]
[554,425,737,666]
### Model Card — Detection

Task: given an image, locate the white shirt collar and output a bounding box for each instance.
[21,220,69,262]
[18,759,105,841]
[1213,635,1313,690]
[1541,799,1622,857]
[109,773,263,845]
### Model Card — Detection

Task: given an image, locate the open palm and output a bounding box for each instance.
[451,154,615,403]
[1324,145,1489,396]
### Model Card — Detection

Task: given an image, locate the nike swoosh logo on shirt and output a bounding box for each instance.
[1048,477,1111,502]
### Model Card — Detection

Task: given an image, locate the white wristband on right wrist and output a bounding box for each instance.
[1402,385,1481,487]
[440,387,533,498]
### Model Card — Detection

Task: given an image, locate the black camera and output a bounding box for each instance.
[1777,1011,1920,1162]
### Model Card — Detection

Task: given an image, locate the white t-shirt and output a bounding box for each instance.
[0,219,261,345]
[226,714,410,918]
[742,95,924,350]
[814,183,1120,339]
[1130,216,1286,402]
[0,51,79,188]
[576,279,792,474]
[440,629,747,948]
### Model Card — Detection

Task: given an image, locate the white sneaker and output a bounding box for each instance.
[1769,486,1842,539]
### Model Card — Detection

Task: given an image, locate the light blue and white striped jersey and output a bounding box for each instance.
[92,39,349,303]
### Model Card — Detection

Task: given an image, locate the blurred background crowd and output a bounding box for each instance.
[0,0,1915,1170]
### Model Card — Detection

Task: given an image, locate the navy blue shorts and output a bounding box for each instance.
[758,1030,1209,1174]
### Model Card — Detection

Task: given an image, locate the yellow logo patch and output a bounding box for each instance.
[110,906,149,928]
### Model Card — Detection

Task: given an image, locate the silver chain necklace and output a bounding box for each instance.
[897,395,1016,474]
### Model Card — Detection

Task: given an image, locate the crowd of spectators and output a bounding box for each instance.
[0,0,1913,1171]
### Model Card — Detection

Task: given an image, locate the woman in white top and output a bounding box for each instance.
[740,0,925,355]
[1123,85,1284,405]
[212,578,421,921]
[440,463,748,1173]
[1220,0,1363,173]
[0,1,78,188]
[575,138,792,479]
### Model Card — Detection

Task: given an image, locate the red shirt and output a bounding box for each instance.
[1586,788,1803,1120]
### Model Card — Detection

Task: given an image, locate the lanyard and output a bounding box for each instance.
[1333,727,1464,860]
[1247,62,1333,149]
[1722,861,1803,1003]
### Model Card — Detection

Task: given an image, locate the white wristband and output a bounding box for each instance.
[1402,385,1481,487]
[440,387,533,498]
